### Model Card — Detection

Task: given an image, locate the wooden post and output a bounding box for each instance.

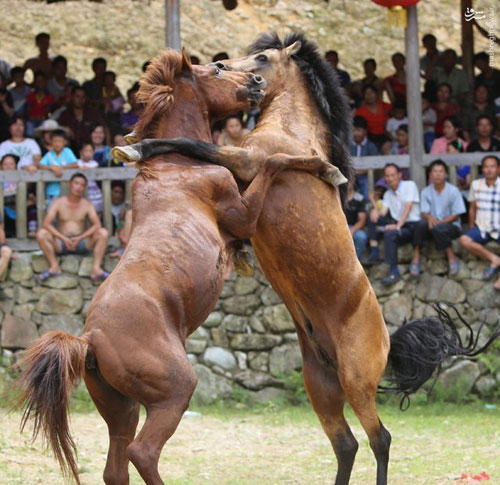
[165,0,181,50]
[102,179,113,235]
[405,5,426,189]
[0,184,3,230]
[125,179,133,206]
[36,181,45,231]
[461,0,475,102]
[15,182,27,238]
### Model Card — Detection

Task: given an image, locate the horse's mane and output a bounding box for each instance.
[134,49,182,141]
[248,32,354,204]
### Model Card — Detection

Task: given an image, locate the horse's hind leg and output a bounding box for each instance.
[126,352,198,485]
[338,317,391,485]
[84,367,140,485]
[298,328,358,485]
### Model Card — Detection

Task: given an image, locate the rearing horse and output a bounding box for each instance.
[117,33,500,485]
[14,49,338,485]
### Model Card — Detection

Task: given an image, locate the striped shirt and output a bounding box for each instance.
[469,177,500,238]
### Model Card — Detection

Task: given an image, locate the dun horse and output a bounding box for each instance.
[14,49,337,485]
[118,33,500,485]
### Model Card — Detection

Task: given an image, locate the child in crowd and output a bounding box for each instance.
[1,154,19,236]
[8,66,30,116]
[386,101,408,141]
[391,124,409,155]
[39,129,78,204]
[25,71,54,136]
[0,153,37,236]
[78,143,103,214]
[109,132,126,167]
[422,95,437,151]
[447,139,471,199]
[102,71,125,113]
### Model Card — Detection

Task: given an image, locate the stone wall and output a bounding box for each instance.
[1,243,499,403]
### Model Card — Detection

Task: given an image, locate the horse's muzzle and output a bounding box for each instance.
[244,74,267,106]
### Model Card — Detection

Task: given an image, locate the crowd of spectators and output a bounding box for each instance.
[0,31,499,288]
[331,33,500,288]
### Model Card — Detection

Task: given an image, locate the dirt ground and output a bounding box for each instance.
[0,403,499,484]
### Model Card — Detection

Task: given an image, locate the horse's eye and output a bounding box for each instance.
[214,68,221,76]
[257,54,268,63]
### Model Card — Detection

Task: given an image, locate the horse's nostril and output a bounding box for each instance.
[215,62,227,70]
[253,75,264,84]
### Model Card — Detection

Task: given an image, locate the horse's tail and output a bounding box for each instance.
[382,305,500,409]
[12,330,90,484]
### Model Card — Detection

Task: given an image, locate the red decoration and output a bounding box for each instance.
[371,0,421,28]
[372,0,420,6]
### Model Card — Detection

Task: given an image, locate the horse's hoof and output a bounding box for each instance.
[320,168,348,187]
[232,250,254,277]
[124,131,138,145]
[111,145,141,164]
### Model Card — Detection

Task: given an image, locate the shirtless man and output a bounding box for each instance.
[23,32,53,79]
[35,173,109,282]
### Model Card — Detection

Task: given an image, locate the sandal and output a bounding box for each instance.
[91,271,110,284]
[409,262,420,277]
[449,260,460,276]
[482,265,500,281]
[36,270,62,282]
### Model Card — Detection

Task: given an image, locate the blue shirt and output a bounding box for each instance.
[420,182,466,228]
[40,147,77,197]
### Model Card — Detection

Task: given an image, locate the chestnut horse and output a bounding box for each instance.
[117,33,500,485]
[14,49,337,485]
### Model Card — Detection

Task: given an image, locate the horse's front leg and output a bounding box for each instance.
[112,137,265,183]
[264,153,348,187]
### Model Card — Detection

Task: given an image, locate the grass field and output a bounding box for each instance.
[0,394,499,484]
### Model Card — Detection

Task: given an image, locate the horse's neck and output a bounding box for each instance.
[156,95,212,142]
[264,83,329,143]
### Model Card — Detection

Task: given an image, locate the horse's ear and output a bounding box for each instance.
[181,47,193,72]
[284,41,301,58]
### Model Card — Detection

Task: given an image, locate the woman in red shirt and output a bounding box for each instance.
[26,71,54,137]
[433,82,459,137]
[355,84,392,148]
[384,52,407,104]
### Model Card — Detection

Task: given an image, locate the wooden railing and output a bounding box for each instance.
[0,152,499,247]
[353,152,500,193]
[0,167,137,243]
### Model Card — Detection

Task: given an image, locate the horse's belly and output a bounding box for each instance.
[252,172,365,307]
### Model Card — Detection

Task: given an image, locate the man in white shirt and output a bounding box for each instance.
[460,155,500,290]
[364,163,420,285]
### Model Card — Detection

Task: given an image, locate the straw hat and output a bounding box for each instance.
[34,119,68,136]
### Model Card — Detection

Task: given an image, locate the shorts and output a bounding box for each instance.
[59,237,89,255]
[464,225,500,245]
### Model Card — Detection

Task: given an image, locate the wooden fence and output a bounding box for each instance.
[352,151,500,193]
[0,167,137,245]
[0,152,499,247]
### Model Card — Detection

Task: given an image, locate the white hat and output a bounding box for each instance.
[34,119,68,135]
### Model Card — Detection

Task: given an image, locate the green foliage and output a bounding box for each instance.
[230,385,250,405]
[429,378,479,404]
[70,383,96,413]
[276,370,308,406]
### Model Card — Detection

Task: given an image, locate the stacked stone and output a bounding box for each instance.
[0,242,499,403]
[0,253,117,357]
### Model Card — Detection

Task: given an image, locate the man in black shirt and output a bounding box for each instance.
[466,115,500,153]
[345,181,367,259]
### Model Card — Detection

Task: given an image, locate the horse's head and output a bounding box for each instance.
[213,38,301,103]
[134,48,266,140]
[183,49,266,119]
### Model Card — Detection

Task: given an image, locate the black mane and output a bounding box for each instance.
[248,32,354,204]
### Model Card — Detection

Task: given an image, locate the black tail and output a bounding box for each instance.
[381,305,500,409]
